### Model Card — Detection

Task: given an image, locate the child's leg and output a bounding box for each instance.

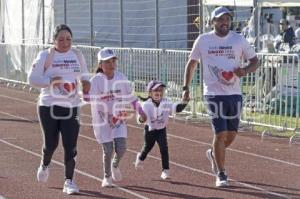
[112,137,127,167]
[102,142,113,178]
[139,129,157,161]
[157,128,169,170]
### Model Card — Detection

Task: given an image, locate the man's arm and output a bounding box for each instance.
[182,59,198,101]
[234,56,259,77]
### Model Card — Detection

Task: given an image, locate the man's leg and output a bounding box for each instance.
[213,131,237,172]
[225,94,242,149]
[224,131,237,148]
[205,95,226,174]
[213,131,227,172]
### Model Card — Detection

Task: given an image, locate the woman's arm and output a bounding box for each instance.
[28,51,51,88]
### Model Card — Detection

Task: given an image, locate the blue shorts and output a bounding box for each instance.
[204,95,242,134]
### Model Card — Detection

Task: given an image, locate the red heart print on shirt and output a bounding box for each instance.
[63,83,76,92]
[111,116,119,125]
[221,71,234,81]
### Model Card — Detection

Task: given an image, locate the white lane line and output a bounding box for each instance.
[0,110,293,199]
[0,139,149,199]
[79,134,292,199]
[83,114,300,168]
[0,111,37,123]
[0,94,36,105]
[1,94,300,168]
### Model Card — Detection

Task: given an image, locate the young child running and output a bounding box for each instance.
[89,48,146,187]
[134,80,188,179]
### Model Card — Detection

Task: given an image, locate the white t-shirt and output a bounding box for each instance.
[142,98,178,131]
[295,27,300,43]
[28,49,89,107]
[190,31,256,96]
[90,71,136,144]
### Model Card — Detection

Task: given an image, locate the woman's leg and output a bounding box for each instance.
[60,106,80,180]
[38,106,60,166]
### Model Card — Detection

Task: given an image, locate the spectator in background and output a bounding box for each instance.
[295,26,300,44]
[263,13,277,37]
[290,26,300,53]
[275,19,296,50]
[234,22,242,34]
[241,16,256,45]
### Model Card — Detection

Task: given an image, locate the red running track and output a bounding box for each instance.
[0,86,299,199]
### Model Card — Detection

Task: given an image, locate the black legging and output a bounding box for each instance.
[139,126,169,170]
[38,105,80,180]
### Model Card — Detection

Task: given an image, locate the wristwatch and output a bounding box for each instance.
[182,86,189,91]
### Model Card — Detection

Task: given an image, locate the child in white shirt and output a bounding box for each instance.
[89,48,146,187]
[134,80,188,179]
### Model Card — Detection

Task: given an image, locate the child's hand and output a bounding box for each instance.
[139,111,147,123]
[136,113,147,124]
[81,80,91,94]
[50,76,62,88]
[138,116,145,123]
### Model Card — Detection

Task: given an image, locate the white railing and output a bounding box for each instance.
[1,43,300,139]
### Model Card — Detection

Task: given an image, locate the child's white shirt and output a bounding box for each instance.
[90,71,136,144]
[142,98,178,131]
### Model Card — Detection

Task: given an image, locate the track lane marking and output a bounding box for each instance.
[1,94,300,168]
[0,111,293,199]
[71,134,294,199]
[0,138,149,199]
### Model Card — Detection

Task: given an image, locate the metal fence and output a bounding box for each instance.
[241,52,300,132]
[1,43,300,139]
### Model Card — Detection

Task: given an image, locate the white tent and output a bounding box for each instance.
[202,0,300,50]
[203,0,300,7]
[1,0,54,77]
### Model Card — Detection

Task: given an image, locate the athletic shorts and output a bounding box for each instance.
[204,95,242,134]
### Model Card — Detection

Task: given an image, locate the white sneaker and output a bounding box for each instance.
[206,149,218,175]
[111,165,122,182]
[216,171,229,187]
[102,176,113,187]
[134,153,143,170]
[161,169,170,180]
[63,179,79,195]
[37,165,49,182]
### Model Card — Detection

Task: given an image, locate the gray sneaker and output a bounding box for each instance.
[206,149,218,175]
